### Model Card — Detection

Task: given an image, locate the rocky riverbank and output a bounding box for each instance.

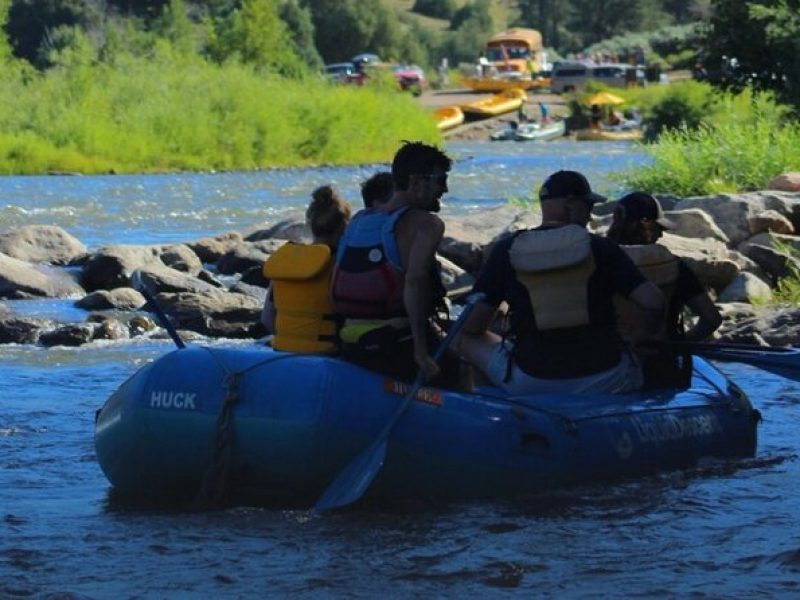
[2,186,800,347]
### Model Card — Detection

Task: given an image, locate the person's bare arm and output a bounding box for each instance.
[684,292,722,341]
[401,212,445,379]
[628,281,666,337]
[260,284,276,333]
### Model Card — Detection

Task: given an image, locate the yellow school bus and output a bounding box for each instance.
[463,28,546,92]
[485,28,543,76]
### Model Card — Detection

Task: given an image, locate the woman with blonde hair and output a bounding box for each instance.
[261,185,351,354]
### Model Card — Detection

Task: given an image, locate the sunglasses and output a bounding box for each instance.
[416,172,448,185]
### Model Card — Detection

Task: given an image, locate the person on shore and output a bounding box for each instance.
[453,170,666,395]
[261,185,351,354]
[331,141,452,382]
[360,171,393,209]
[538,101,550,123]
[607,192,722,387]
[590,103,602,129]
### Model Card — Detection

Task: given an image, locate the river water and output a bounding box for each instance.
[2,141,799,598]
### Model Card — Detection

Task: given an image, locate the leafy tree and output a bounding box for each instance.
[279,0,322,70]
[412,0,455,20]
[305,0,406,63]
[0,0,13,63]
[208,0,306,77]
[450,0,492,32]
[152,0,196,55]
[107,0,170,19]
[440,0,494,64]
[5,0,102,67]
[705,0,800,107]
[567,0,669,48]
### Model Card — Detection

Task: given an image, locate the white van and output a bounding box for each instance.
[592,63,646,89]
[550,61,645,93]
[549,61,593,93]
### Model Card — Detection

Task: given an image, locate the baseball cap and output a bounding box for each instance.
[539,170,606,205]
[617,192,674,229]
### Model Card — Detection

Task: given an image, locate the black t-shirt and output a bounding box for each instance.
[473,228,646,379]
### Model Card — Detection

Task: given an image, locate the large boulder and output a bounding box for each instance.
[216,240,285,275]
[677,191,800,245]
[658,233,742,291]
[159,244,203,274]
[39,324,95,347]
[716,306,800,346]
[748,209,794,235]
[441,205,541,272]
[740,244,800,284]
[768,172,800,193]
[186,232,243,264]
[0,313,49,344]
[75,287,145,311]
[133,266,219,295]
[0,252,84,299]
[245,212,309,243]
[79,245,163,291]
[0,225,86,265]
[664,208,729,243]
[717,272,773,304]
[156,289,264,338]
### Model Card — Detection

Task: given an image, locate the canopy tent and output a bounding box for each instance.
[585,91,625,106]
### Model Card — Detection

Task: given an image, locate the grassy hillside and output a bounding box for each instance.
[382,0,515,34]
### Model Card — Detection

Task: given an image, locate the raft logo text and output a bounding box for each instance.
[149,390,197,410]
[631,413,721,445]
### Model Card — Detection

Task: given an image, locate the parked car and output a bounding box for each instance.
[324,62,362,84]
[351,53,381,72]
[391,64,427,94]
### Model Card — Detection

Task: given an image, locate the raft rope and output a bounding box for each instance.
[192,349,298,509]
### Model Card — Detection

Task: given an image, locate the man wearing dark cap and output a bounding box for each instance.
[608,192,722,387]
[454,170,665,394]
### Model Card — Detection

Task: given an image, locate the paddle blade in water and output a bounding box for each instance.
[314,439,388,512]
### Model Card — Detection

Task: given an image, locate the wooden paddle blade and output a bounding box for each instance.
[314,439,389,512]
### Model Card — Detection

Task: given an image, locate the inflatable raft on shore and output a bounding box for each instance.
[95,347,759,505]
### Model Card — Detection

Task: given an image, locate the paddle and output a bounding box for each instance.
[131,270,186,349]
[314,292,486,512]
[647,339,800,380]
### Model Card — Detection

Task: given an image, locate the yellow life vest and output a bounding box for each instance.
[509,225,595,330]
[615,243,679,342]
[262,243,339,354]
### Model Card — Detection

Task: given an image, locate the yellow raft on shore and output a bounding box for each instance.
[433,106,465,131]
[460,89,526,119]
[574,128,644,142]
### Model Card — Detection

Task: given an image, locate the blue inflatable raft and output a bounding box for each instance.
[95,347,759,505]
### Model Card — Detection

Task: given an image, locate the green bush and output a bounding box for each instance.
[620,90,800,196]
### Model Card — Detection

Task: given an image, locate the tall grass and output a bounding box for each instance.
[0,52,440,174]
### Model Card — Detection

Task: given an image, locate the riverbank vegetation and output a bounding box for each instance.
[0,51,436,174]
[597,82,800,197]
[0,0,438,173]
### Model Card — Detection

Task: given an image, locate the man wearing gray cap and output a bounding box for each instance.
[454,171,666,394]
